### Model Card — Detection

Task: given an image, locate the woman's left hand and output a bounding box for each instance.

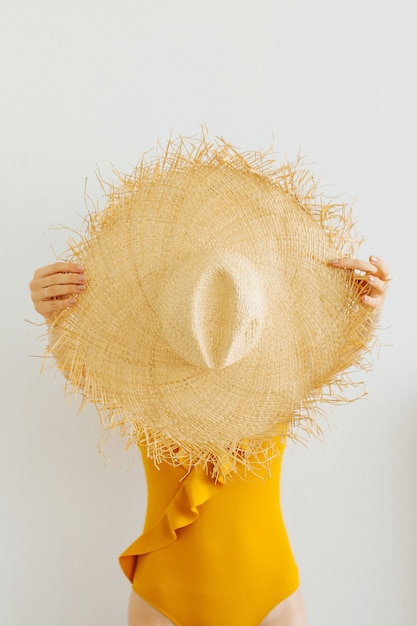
[329,255,389,320]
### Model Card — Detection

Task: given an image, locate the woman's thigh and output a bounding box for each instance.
[128,587,308,626]
[259,588,308,626]
[128,591,175,626]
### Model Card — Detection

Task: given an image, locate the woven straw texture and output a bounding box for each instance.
[48,134,375,478]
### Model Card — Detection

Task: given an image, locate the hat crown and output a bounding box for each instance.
[158,253,265,369]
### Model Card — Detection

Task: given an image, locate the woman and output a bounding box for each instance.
[29,255,388,626]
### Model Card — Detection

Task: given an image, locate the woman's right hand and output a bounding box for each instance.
[29,262,86,319]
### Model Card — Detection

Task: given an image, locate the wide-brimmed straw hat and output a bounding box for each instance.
[48,133,375,478]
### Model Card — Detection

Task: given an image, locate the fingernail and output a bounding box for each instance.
[371,256,378,263]
[69,298,77,304]
[76,264,84,271]
[362,295,370,303]
[329,258,340,265]
[77,285,86,291]
[78,274,86,281]
[368,275,376,283]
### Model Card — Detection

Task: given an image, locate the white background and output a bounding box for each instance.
[1,1,416,624]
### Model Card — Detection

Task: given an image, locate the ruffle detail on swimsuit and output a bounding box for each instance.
[119,463,224,582]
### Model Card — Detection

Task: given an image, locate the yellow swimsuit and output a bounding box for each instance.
[119,441,299,626]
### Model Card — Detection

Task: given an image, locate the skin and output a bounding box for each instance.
[127,587,308,626]
[328,255,389,321]
[29,256,389,626]
[29,261,87,318]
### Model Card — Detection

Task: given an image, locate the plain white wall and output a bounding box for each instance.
[1,0,416,624]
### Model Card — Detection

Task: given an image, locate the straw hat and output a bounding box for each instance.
[48,133,375,478]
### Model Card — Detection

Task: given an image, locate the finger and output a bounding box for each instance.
[34,296,77,317]
[33,262,84,280]
[366,274,388,295]
[328,257,377,275]
[30,274,86,302]
[368,256,390,281]
[29,272,86,303]
[38,271,86,289]
[361,293,383,308]
[42,282,86,300]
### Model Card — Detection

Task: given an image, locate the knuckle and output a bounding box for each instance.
[45,285,59,298]
[47,273,62,286]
